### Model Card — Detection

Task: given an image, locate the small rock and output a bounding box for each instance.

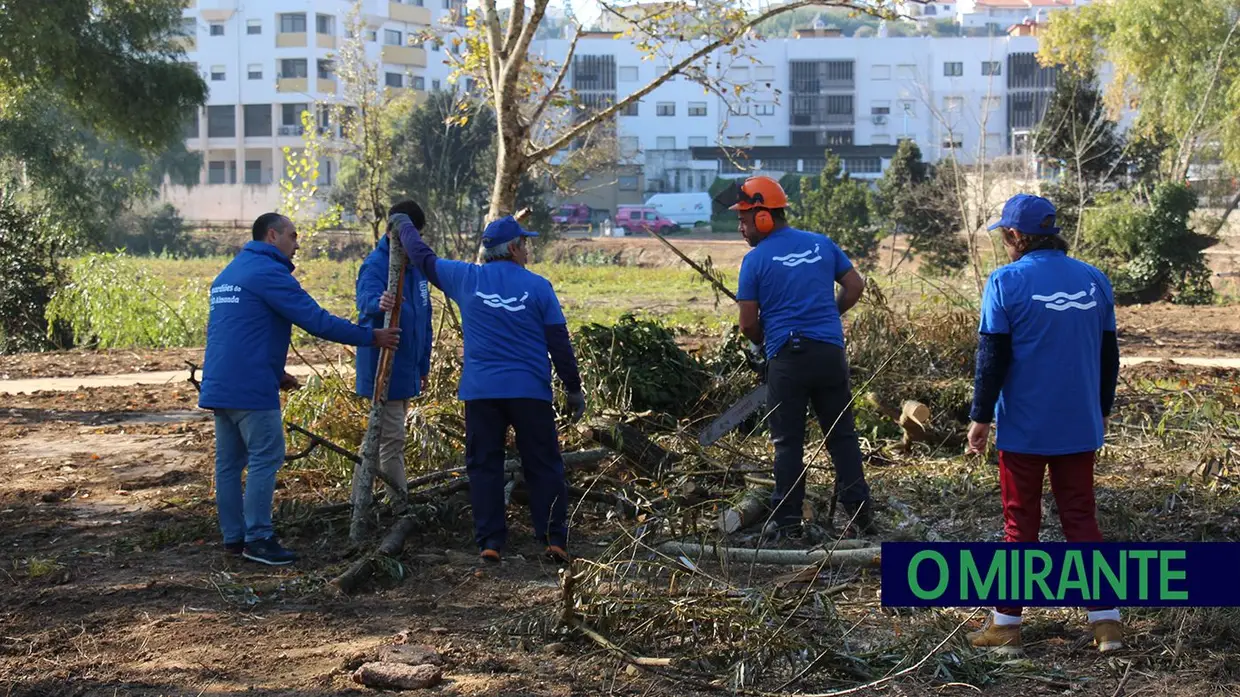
[377,644,443,667]
[352,662,443,690]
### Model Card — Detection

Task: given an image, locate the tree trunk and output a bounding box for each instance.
[488,130,527,222]
[349,233,408,542]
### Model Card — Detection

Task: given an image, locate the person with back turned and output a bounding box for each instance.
[728,175,876,540]
[387,210,586,564]
[964,193,1123,655]
[199,213,401,566]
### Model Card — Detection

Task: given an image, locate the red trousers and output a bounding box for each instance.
[995,450,1110,617]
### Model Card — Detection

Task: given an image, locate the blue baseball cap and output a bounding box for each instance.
[988,194,1061,236]
[481,216,539,248]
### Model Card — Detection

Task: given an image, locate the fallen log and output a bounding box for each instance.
[658,541,880,568]
[716,488,769,534]
[586,420,681,479]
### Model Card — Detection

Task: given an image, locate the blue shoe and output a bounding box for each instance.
[223,541,244,556]
[242,537,298,566]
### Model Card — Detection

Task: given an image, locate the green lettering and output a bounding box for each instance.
[1160,551,1188,601]
[1058,550,1091,601]
[1130,550,1158,600]
[1008,546,1019,601]
[1093,550,1126,600]
[1023,550,1054,600]
[909,551,949,600]
[962,550,1004,601]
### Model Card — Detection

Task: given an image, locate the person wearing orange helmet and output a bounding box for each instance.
[729,175,876,539]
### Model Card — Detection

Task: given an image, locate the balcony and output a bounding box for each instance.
[317,78,338,94]
[381,45,427,67]
[317,34,336,49]
[389,2,432,24]
[277,78,308,93]
[277,32,307,48]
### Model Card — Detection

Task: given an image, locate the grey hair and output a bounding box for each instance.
[481,236,525,262]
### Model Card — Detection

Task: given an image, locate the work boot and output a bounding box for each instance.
[479,549,502,564]
[841,499,880,538]
[967,619,1024,656]
[544,545,572,564]
[760,519,806,543]
[1091,619,1124,653]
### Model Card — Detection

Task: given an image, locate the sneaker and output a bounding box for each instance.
[479,549,502,564]
[241,538,298,566]
[544,545,572,564]
[1092,619,1124,653]
[966,620,1024,656]
[223,541,244,556]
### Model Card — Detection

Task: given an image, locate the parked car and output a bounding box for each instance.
[644,192,712,228]
[615,205,678,235]
[552,203,610,227]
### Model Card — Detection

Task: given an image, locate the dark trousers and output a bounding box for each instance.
[464,398,569,551]
[766,338,869,526]
[995,450,1113,617]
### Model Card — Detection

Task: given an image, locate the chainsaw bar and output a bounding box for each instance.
[698,383,769,446]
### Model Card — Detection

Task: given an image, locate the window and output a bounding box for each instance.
[619,137,639,155]
[316,14,335,35]
[183,111,199,139]
[942,137,963,149]
[433,42,441,52]
[247,19,261,35]
[656,102,675,116]
[656,136,676,149]
[244,104,272,137]
[754,66,775,82]
[317,105,331,133]
[755,102,775,116]
[443,0,451,7]
[728,66,750,83]
[245,160,263,185]
[944,61,963,77]
[896,64,916,80]
[210,65,225,81]
[317,59,333,80]
[432,79,440,90]
[366,30,377,42]
[247,64,262,80]
[385,73,403,87]
[981,96,1001,110]
[384,29,402,46]
[981,61,1001,76]
[618,175,638,191]
[282,103,309,130]
[688,136,707,147]
[871,102,891,115]
[318,159,334,187]
[756,135,775,146]
[943,96,964,112]
[926,4,937,14]
[621,101,639,116]
[207,105,235,138]
[871,64,891,80]
[825,130,853,146]
[619,66,639,82]
[688,102,707,117]
[413,76,425,90]
[845,157,881,174]
[208,161,227,185]
[280,13,306,33]
[210,23,225,36]
[280,59,308,78]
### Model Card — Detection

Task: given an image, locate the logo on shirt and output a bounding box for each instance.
[419,280,429,307]
[1032,283,1097,312]
[475,290,529,312]
[772,244,822,267]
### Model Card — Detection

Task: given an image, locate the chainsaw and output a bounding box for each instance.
[698,340,769,446]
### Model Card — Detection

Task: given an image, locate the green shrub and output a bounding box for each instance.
[574,313,709,417]
[104,204,195,257]
[0,196,67,353]
[46,252,207,348]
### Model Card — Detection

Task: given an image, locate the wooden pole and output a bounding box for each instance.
[350,231,409,542]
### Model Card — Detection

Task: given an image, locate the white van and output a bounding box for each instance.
[644,192,713,228]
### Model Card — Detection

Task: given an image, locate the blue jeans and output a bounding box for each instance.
[213,409,285,544]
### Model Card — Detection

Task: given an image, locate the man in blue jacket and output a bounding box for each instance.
[355,201,434,508]
[965,194,1123,655]
[199,213,401,566]
[389,211,586,565]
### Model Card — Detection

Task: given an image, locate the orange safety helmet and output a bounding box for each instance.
[728,175,789,211]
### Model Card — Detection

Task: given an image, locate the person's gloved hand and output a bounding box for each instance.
[388,212,413,232]
[566,390,586,423]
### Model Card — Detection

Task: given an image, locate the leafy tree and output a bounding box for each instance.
[794,152,878,267]
[870,140,968,274]
[0,195,67,352]
[1034,67,1124,183]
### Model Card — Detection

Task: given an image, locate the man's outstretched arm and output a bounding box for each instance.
[389,213,442,290]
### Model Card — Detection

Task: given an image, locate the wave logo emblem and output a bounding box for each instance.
[475,290,529,312]
[1033,283,1097,312]
[772,244,821,268]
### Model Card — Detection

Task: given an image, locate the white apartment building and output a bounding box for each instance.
[164,1,1075,222]
[955,0,1090,30]
[166,0,463,223]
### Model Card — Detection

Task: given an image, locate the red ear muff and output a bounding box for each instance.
[754,209,774,235]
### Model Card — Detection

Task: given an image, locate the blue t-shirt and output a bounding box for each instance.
[433,258,566,403]
[736,227,854,359]
[980,249,1117,456]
